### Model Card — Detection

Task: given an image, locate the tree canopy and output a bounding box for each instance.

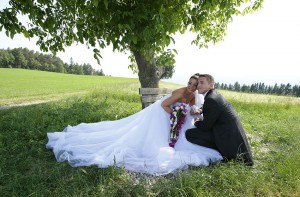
[0,0,264,87]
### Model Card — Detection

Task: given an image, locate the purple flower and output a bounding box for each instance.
[168,103,187,147]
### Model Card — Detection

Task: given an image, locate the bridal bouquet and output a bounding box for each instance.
[169,103,188,147]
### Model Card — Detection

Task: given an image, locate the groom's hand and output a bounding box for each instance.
[194,117,203,123]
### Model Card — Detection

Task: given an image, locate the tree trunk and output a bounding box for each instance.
[133,50,160,88]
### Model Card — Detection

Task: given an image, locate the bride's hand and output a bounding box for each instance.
[190,105,202,115]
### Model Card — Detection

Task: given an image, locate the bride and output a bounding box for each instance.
[46,74,223,175]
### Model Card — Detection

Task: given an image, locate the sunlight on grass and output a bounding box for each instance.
[0,68,181,106]
[220,90,300,105]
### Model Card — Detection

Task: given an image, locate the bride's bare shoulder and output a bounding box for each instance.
[172,87,185,95]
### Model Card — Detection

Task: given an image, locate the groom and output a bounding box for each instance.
[186,74,254,166]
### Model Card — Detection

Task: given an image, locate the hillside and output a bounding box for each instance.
[0,68,181,106]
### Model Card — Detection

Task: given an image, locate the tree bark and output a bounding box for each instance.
[133,50,160,88]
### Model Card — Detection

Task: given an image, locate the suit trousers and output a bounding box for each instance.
[185,128,218,150]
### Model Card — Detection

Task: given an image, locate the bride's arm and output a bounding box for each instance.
[161,93,181,113]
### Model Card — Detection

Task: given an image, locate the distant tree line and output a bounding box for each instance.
[0,47,105,76]
[215,82,300,97]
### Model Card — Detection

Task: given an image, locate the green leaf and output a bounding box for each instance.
[132,36,137,44]
[5,30,9,38]
[93,0,98,7]
[159,5,165,15]
[93,48,100,53]
[44,16,56,31]
[170,37,175,45]
[104,0,108,9]
[23,30,29,38]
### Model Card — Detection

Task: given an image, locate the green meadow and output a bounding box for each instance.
[0,68,177,106]
[0,68,299,196]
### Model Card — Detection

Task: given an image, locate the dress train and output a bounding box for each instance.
[46,93,222,175]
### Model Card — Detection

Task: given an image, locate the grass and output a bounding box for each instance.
[0,68,300,196]
[0,68,181,106]
[221,90,300,105]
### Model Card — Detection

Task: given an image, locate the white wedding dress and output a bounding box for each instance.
[46,91,223,175]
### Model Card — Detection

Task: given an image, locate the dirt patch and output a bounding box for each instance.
[0,91,89,110]
[0,100,52,110]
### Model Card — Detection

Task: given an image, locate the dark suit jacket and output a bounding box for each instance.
[186,89,253,165]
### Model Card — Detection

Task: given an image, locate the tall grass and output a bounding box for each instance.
[0,69,299,196]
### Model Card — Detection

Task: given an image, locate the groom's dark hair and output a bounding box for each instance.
[199,74,215,85]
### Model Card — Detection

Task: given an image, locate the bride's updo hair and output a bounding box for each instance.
[194,73,201,77]
[190,74,200,81]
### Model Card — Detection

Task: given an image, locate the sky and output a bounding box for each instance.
[0,0,299,86]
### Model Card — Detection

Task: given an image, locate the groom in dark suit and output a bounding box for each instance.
[186,74,253,165]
